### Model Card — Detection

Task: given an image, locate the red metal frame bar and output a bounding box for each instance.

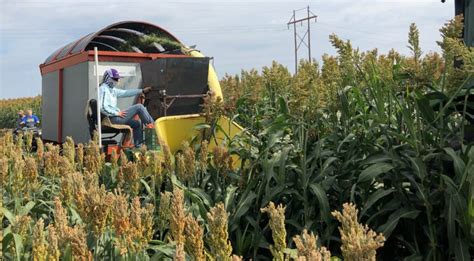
[39,51,188,75]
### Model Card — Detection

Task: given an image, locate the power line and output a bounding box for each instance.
[7,0,313,4]
[0,29,288,40]
[314,22,408,46]
[0,22,286,32]
[0,23,290,39]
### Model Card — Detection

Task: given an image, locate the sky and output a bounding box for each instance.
[0,0,455,99]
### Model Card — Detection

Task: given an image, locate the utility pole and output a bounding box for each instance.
[288,6,317,73]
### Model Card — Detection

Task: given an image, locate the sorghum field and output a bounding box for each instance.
[0,96,41,130]
[1,17,473,260]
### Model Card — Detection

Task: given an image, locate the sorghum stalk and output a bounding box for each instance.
[261,202,287,261]
[332,203,385,261]
[207,203,232,260]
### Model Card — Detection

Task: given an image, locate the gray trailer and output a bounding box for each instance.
[39,21,212,144]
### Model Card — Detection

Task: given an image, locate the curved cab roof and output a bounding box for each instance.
[43,21,182,66]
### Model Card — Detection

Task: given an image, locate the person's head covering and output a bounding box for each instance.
[101,68,122,87]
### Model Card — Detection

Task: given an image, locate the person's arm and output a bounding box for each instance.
[115,88,143,98]
[33,115,40,125]
[100,86,120,116]
[20,117,26,125]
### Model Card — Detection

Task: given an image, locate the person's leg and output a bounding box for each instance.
[123,104,154,125]
[109,117,143,146]
[121,131,132,148]
[128,119,142,146]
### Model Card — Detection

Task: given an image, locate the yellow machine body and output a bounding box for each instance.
[155,114,244,151]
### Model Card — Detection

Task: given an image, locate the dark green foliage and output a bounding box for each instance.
[213,18,473,259]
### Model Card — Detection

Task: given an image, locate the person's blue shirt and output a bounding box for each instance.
[21,115,40,128]
[99,83,142,116]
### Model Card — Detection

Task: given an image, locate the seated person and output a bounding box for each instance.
[99,68,154,148]
[20,109,40,128]
[16,110,25,129]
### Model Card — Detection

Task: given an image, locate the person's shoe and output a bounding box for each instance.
[145,123,154,129]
